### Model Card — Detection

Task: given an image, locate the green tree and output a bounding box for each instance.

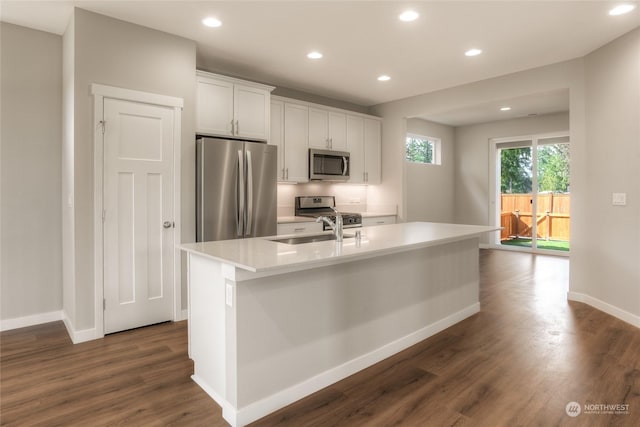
[537,144,570,192]
[501,147,532,193]
[406,136,433,163]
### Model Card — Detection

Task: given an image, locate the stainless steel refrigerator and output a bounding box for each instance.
[196,137,277,242]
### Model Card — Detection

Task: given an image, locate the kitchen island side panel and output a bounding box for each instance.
[234,237,480,408]
[188,254,228,404]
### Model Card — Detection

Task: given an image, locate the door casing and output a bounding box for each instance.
[92,83,183,340]
[489,131,570,256]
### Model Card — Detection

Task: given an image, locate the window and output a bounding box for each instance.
[405,133,441,165]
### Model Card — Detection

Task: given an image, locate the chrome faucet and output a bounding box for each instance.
[316,207,343,242]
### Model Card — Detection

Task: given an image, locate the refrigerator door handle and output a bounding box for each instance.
[236,149,244,237]
[245,150,253,236]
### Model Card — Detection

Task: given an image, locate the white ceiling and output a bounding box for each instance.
[1,1,639,109]
[418,88,570,127]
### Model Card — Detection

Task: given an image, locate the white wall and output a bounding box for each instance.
[454,112,569,243]
[64,8,196,331]
[371,28,640,324]
[1,23,62,321]
[405,118,455,222]
[577,28,640,320]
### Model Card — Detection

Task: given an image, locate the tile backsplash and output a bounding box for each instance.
[277,183,368,216]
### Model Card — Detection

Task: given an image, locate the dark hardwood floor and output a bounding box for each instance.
[2,250,639,426]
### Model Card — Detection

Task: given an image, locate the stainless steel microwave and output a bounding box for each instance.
[309,149,350,181]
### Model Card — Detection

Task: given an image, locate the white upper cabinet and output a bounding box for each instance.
[308,108,347,151]
[346,115,365,183]
[283,103,309,182]
[271,98,309,182]
[364,118,381,184]
[196,71,274,141]
[196,76,234,137]
[271,96,381,184]
[270,100,285,177]
[347,115,381,184]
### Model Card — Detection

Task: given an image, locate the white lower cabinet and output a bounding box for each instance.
[362,216,396,227]
[277,222,322,235]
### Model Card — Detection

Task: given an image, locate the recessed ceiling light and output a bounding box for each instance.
[500,107,511,111]
[202,17,222,28]
[307,51,323,59]
[377,75,391,81]
[609,4,636,15]
[399,10,419,22]
[465,48,482,57]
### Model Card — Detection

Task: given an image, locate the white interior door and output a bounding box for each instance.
[103,98,175,334]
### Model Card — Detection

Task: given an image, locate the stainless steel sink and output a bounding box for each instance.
[269,233,355,245]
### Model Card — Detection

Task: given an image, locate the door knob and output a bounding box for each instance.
[163,221,173,229]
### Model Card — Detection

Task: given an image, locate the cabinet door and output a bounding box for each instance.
[346,115,365,184]
[277,222,323,235]
[362,216,396,227]
[284,103,309,182]
[234,84,270,141]
[196,76,234,137]
[328,112,347,151]
[270,100,285,180]
[364,118,381,184]
[308,107,329,149]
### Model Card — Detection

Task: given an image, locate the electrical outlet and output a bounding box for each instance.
[612,193,627,206]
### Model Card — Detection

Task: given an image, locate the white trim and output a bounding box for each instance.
[180,309,188,322]
[0,311,63,332]
[93,92,105,340]
[568,292,640,328]
[91,83,183,108]
[196,69,275,93]
[172,107,183,324]
[488,131,570,253]
[197,302,479,427]
[62,312,99,344]
[92,83,183,342]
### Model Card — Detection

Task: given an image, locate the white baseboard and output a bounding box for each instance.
[198,302,480,427]
[180,309,188,321]
[62,313,100,344]
[479,243,490,249]
[0,310,63,332]
[568,291,640,328]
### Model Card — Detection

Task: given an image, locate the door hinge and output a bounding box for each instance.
[99,120,106,134]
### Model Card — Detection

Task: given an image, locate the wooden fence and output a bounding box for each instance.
[500,193,570,241]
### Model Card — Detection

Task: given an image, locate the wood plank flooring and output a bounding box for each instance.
[2,250,639,426]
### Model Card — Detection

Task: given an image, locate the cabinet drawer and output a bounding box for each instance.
[277,222,323,235]
[362,216,396,227]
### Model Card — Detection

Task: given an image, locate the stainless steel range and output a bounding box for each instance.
[295,196,362,230]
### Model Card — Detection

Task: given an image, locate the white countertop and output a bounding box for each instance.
[180,222,499,274]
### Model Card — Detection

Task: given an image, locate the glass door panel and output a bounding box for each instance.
[498,142,533,249]
[535,136,570,252]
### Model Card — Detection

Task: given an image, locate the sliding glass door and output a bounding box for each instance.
[491,133,570,254]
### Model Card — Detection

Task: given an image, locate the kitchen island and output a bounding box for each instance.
[180,222,499,426]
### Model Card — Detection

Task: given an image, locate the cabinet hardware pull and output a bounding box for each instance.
[286,168,289,180]
[230,119,235,135]
[294,228,305,232]
[236,120,239,134]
